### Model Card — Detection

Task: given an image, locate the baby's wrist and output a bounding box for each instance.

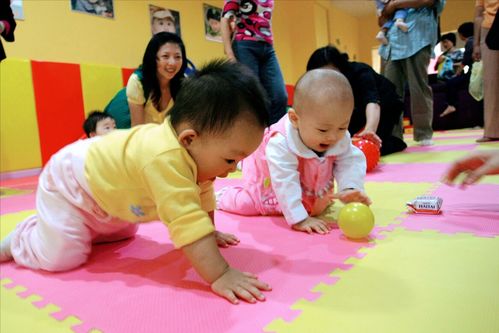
[211,264,231,284]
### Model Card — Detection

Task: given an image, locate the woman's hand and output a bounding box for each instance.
[472,44,481,61]
[441,150,499,187]
[354,130,382,148]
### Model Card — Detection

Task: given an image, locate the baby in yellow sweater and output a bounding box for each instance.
[0,59,271,304]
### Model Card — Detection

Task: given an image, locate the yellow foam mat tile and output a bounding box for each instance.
[365,182,436,227]
[406,129,481,139]
[475,142,499,150]
[0,187,31,198]
[381,150,469,164]
[0,210,35,238]
[405,138,478,147]
[322,182,435,228]
[265,228,499,333]
[0,279,82,333]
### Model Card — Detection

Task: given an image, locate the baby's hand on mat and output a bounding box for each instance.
[334,189,372,206]
[292,217,332,235]
[215,231,240,248]
[211,267,271,304]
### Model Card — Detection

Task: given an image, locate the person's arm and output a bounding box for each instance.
[266,134,309,225]
[382,0,435,19]
[0,0,16,42]
[473,3,484,61]
[182,233,270,304]
[351,65,382,146]
[356,103,382,147]
[441,150,499,187]
[129,103,145,126]
[266,135,333,234]
[208,205,240,248]
[334,134,371,206]
[221,16,236,61]
[144,151,270,304]
[126,73,147,126]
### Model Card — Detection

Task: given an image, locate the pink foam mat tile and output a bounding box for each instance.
[0,176,39,191]
[365,163,449,182]
[0,211,375,333]
[0,192,36,215]
[397,183,499,237]
[432,134,481,140]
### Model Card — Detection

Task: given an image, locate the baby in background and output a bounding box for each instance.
[0,60,271,305]
[375,0,409,45]
[83,110,116,138]
[217,69,371,234]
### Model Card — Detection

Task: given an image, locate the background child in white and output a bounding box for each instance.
[217,69,371,234]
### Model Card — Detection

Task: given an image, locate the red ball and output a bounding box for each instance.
[352,139,380,172]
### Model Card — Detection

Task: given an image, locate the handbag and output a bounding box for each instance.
[468,61,483,101]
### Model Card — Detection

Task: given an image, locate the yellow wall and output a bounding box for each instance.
[3,0,477,78]
[3,0,361,86]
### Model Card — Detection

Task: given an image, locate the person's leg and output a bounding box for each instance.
[6,168,94,271]
[260,44,288,125]
[91,221,138,244]
[378,100,407,155]
[405,46,434,142]
[232,40,262,80]
[384,59,406,140]
[440,74,467,117]
[217,186,261,215]
[480,27,499,140]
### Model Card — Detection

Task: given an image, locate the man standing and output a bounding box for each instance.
[379,0,446,146]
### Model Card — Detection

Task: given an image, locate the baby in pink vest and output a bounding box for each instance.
[217,69,372,234]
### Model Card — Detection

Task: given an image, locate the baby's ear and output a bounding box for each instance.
[177,128,198,148]
[287,108,299,128]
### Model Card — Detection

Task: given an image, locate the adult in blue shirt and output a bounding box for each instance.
[379,0,446,146]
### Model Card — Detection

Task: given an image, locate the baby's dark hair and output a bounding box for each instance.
[169,59,269,135]
[457,22,474,38]
[440,32,456,45]
[83,110,114,137]
[306,45,350,73]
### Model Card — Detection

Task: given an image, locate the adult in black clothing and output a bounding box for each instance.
[307,45,407,156]
[0,0,16,62]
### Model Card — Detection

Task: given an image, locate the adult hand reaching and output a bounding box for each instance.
[441,150,499,187]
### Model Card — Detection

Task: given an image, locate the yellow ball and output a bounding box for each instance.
[338,202,375,239]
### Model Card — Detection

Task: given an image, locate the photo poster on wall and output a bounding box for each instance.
[203,4,222,42]
[11,0,24,20]
[149,4,181,38]
[70,0,114,18]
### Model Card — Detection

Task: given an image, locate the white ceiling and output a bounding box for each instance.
[330,0,377,17]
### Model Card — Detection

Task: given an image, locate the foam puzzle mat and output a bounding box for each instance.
[1,129,498,333]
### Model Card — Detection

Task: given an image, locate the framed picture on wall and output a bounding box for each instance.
[11,0,24,20]
[149,4,181,37]
[71,0,114,18]
[203,4,222,42]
